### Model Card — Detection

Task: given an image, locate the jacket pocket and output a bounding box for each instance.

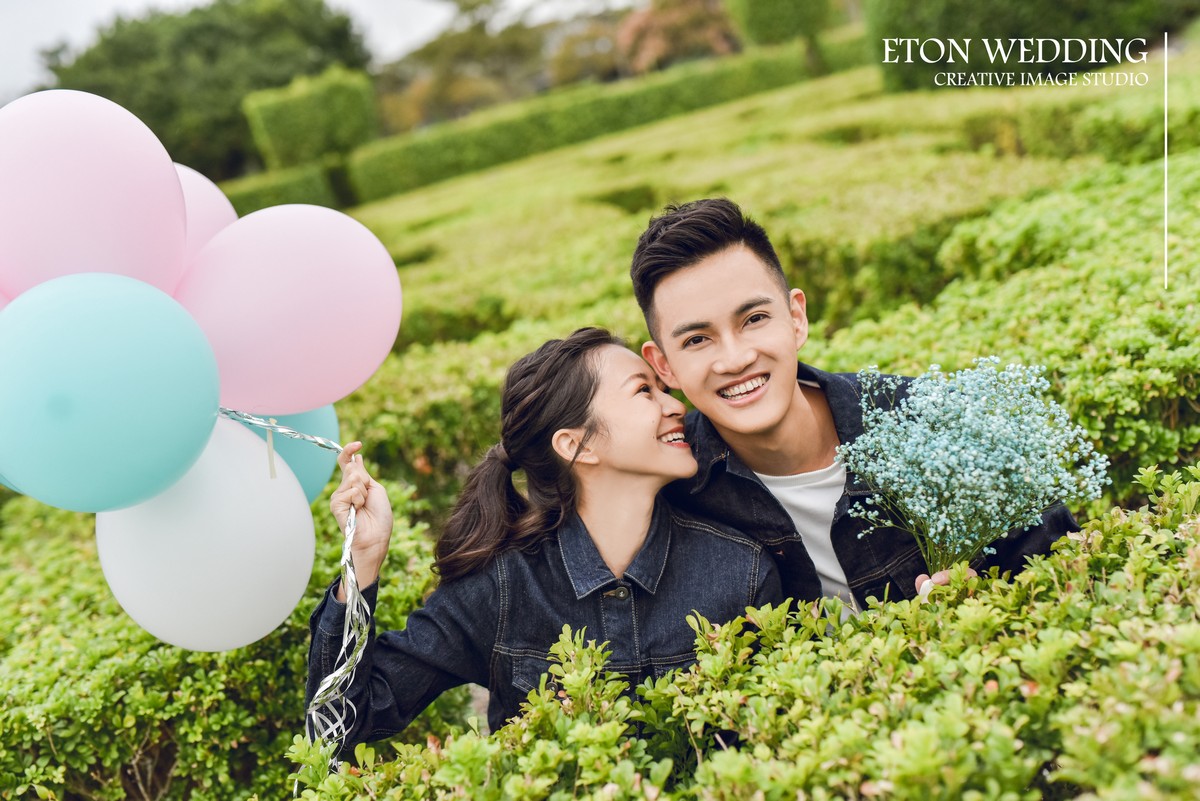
[511,653,553,695]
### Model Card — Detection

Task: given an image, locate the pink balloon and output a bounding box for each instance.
[0,290,8,313]
[174,204,402,414]
[175,163,237,267]
[0,90,187,297]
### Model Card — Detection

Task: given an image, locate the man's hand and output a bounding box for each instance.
[915,567,978,600]
[331,441,393,600]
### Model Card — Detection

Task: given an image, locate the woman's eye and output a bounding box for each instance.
[637,384,652,394]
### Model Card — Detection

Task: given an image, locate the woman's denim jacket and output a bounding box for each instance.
[306,497,781,753]
[663,362,1079,608]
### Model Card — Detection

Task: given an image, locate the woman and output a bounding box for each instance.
[306,328,781,752]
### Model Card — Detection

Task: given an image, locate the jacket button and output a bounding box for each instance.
[605,586,630,600]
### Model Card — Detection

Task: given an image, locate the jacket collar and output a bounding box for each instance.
[686,360,867,494]
[557,497,673,599]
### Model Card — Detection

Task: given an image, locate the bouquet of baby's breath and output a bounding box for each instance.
[836,357,1109,576]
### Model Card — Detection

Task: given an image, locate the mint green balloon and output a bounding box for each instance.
[0,273,219,512]
[240,405,340,502]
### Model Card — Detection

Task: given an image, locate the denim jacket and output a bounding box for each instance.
[663,361,1079,607]
[306,497,781,751]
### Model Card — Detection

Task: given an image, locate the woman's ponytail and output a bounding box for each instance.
[434,444,526,581]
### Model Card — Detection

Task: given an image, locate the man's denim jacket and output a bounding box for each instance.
[663,361,1079,607]
[306,497,781,752]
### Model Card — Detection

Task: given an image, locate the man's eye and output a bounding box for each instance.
[747,312,769,325]
[682,335,705,348]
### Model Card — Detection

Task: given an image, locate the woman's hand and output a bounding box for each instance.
[331,441,393,600]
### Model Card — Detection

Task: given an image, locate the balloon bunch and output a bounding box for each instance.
[0,90,402,651]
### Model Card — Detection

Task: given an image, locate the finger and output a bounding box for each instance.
[931,570,950,585]
[915,573,931,590]
[338,442,364,472]
[967,568,979,578]
[333,485,366,509]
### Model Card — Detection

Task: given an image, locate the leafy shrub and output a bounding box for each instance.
[0,482,472,801]
[959,50,1200,163]
[725,0,831,46]
[347,33,869,202]
[809,153,1200,509]
[865,0,1196,91]
[243,65,380,172]
[219,163,339,216]
[289,464,1200,798]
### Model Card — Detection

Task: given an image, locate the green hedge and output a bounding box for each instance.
[959,49,1200,163]
[290,464,1200,798]
[347,32,869,203]
[725,0,830,46]
[865,0,1197,91]
[0,482,472,801]
[219,162,339,216]
[808,152,1200,510]
[243,65,380,172]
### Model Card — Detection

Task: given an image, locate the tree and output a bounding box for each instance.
[43,0,371,179]
[547,16,623,88]
[615,0,739,76]
[725,0,831,75]
[376,3,546,130]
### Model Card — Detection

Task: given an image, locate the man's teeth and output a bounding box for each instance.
[659,432,685,444]
[719,376,768,400]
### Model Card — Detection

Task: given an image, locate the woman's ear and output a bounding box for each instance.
[552,427,599,466]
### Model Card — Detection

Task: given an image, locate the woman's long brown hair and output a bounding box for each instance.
[433,327,624,581]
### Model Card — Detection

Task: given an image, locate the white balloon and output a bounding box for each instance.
[96,418,315,651]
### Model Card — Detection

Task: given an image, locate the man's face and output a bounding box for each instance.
[642,244,808,441]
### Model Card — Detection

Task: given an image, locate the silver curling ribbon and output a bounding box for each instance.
[218,408,372,773]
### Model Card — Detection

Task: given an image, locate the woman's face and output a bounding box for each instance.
[581,345,698,484]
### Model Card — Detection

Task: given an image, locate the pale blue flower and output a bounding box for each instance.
[836,358,1109,575]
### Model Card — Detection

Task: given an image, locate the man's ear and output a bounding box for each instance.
[551,427,599,466]
[789,288,809,351]
[642,340,682,390]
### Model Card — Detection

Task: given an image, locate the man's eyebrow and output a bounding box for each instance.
[669,319,710,339]
[668,296,775,340]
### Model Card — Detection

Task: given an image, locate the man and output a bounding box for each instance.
[631,198,1077,607]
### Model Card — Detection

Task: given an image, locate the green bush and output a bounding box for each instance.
[219,163,339,216]
[725,0,831,46]
[290,464,1200,798]
[865,0,1197,91]
[809,153,1200,510]
[243,65,380,172]
[347,33,869,202]
[958,49,1200,163]
[0,482,472,801]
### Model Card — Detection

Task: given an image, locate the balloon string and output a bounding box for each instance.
[218,407,370,780]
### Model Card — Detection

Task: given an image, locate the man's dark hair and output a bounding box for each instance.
[630,198,788,339]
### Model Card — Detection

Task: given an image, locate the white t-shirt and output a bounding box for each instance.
[753,460,856,613]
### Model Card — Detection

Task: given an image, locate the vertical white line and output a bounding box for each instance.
[1165,31,1170,290]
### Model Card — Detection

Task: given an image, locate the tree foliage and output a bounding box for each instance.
[725,0,832,73]
[43,0,371,179]
[615,0,740,75]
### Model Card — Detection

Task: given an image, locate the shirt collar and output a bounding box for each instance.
[686,360,867,494]
[557,498,673,599]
